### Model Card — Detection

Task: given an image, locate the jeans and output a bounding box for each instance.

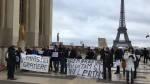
[60,58,67,73]
[54,61,59,71]
[126,70,134,83]
[144,56,147,64]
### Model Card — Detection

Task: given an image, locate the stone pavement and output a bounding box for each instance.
[0,59,150,84]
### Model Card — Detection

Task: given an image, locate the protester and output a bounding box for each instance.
[143,48,149,64]
[67,46,76,58]
[102,47,113,81]
[43,46,52,70]
[60,46,68,74]
[32,47,39,55]
[76,47,82,59]
[7,45,17,80]
[122,49,127,76]
[85,49,94,59]
[15,47,22,70]
[124,47,136,84]
[25,46,32,55]
[114,48,123,74]
[100,47,105,60]
[52,47,60,73]
[135,49,140,67]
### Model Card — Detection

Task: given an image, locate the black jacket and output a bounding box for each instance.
[86,51,94,59]
[103,52,113,67]
[7,46,16,64]
[25,49,32,55]
[114,49,123,60]
[43,49,51,56]
[67,50,76,58]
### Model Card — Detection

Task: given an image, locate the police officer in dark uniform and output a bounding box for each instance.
[7,45,17,80]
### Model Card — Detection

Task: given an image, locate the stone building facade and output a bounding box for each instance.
[0,0,53,65]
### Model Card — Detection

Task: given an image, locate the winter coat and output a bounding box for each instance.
[115,49,123,60]
[124,52,136,71]
[67,50,76,58]
[103,52,113,67]
[7,46,16,64]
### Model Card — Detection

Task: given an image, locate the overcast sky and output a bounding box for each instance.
[52,0,150,47]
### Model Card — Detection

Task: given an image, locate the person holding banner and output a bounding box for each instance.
[60,46,68,74]
[67,46,76,58]
[43,46,52,71]
[52,47,60,73]
[102,47,113,81]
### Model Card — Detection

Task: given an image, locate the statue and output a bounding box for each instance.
[57,33,59,42]
[19,24,25,41]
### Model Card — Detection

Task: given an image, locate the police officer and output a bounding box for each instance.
[7,45,17,80]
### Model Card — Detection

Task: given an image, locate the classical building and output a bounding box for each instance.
[0,0,53,65]
[0,0,53,47]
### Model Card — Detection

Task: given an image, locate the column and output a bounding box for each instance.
[25,0,40,47]
[39,0,53,46]
[0,0,6,46]
[2,0,20,46]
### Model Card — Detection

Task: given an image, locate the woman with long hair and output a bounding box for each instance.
[124,47,136,84]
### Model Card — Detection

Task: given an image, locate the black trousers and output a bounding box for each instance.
[103,66,111,80]
[144,56,147,64]
[7,63,15,79]
[116,66,120,73]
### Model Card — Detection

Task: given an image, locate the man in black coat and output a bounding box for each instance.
[102,47,113,81]
[114,48,123,74]
[67,46,76,58]
[7,45,17,80]
[143,48,149,64]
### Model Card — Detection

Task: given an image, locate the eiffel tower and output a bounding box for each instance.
[113,0,132,48]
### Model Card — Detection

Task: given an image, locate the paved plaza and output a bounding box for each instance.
[0,58,150,84]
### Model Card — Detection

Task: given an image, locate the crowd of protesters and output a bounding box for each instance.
[5,45,150,84]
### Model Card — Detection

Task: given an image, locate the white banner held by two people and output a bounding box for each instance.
[67,59,103,79]
[20,53,50,73]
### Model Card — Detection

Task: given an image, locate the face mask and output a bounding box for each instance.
[106,51,109,53]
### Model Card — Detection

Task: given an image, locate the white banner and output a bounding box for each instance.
[67,59,103,79]
[20,53,50,73]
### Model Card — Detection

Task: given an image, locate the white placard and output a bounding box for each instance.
[90,46,95,49]
[56,42,60,45]
[49,46,54,50]
[20,53,50,73]
[70,43,74,46]
[52,52,58,57]
[67,59,103,79]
